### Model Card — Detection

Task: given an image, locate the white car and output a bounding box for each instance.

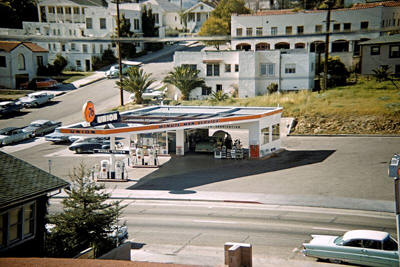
[0,127,33,146]
[129,81,167,101]
[302,230,399,266]
[18,92,54,107]
[105,61,142,79]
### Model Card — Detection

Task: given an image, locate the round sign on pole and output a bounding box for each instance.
[83,101,95,123]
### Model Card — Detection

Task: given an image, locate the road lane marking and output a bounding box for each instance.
[193,220,236,224]
[312,227,348,232]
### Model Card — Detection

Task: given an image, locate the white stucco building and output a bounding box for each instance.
[174,49,315,99]
[0,41,49,89]
[231,1,400,68]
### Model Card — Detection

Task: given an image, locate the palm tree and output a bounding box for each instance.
[163,66,205,100]
[210,90,229,102]
[117,67,155,104]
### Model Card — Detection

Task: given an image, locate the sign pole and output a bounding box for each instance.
[389,154,400,263]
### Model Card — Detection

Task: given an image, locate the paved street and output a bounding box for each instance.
[49,199,396,266]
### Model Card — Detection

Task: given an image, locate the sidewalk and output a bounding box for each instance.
[54,188,394,213]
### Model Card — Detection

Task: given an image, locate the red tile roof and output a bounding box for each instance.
[235,1,400,16]
[0,41,48,53]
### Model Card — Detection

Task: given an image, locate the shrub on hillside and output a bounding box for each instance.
[267,83,278,94]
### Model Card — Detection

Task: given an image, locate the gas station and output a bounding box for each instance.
[58,103,283,180]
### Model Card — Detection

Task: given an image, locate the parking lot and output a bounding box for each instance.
[2,135,399,207]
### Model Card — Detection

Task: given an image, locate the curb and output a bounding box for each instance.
[77,76,106,88]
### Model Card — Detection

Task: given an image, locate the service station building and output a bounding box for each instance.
[59,105,283,159]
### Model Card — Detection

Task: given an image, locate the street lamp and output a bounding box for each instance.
[388,153,400,262]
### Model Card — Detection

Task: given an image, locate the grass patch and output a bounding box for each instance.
[0,89,33,101]
[171,77,400,118]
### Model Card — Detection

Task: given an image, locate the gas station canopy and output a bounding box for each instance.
[59,105,283,137]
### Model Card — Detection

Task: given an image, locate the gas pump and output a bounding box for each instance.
[136,147,144,165]
[149,147,158,166]
[115,160,125,179]
[99,160,110,179]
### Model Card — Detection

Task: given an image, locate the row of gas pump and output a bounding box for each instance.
[96,145,160,181]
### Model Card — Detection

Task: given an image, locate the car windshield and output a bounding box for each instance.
[30,124,42,127]
[334,236,344,245]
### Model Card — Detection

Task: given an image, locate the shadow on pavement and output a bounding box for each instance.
[0,111,30,119]
[128,150,336,191]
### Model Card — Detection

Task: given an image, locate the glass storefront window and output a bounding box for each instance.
[261,127,269,144]
[272,124,280,141]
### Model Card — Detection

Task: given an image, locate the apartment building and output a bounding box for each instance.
[20,0,144,71]
[231,1,400,68]
[360,34,400,75]
[174,50,315,99]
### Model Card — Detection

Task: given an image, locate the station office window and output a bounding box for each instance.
[371,46,380,55]
[261,127,269,144]
[272,124,280,141]
[0,56,6,67]
[100,18,106,29]
[315,24,322,33]
[236,28,242,36]
[285,64,296,74]
[225,64,231,72]
[206,64,219,76]
[86,18,92,29]
[389,45,400,58]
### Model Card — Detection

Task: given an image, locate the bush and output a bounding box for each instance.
[37,54,68,76]
[267,83,278,94]
[92,49,117,70]
[321,56,349,88]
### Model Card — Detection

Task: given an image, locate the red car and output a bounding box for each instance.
[21,78,59,90]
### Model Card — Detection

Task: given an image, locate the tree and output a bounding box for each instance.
[46,164,125,258]
[0,0,38,29]
[53,54,68,74]
[115,14,136,59]
[210,0,249,34]
[163,66,205,100]
[372,65,391,82]
[117,67,155,104]
[141,6,163,51]
[320,56,349,87]
[198,17,229,50]
[210,90,229,102]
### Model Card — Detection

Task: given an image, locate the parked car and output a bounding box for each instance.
[0,127,34,146]
[0,101,22,115]
[23,120,61,136]
[129,81,167,102]
[18,92,54,107]
[44,129,73,143]
[105,64,128,79]
[20,78,59,90]
[302,230,399,266]
[69,138,123,154]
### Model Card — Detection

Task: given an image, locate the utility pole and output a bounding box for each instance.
[116,0,124,106]
[323,0,333,91]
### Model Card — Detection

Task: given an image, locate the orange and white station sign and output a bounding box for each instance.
[82,101,95,123]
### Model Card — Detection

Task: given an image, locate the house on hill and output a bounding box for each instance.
[0,41,49,89]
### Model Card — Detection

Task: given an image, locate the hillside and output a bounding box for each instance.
[179,78,400,135]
